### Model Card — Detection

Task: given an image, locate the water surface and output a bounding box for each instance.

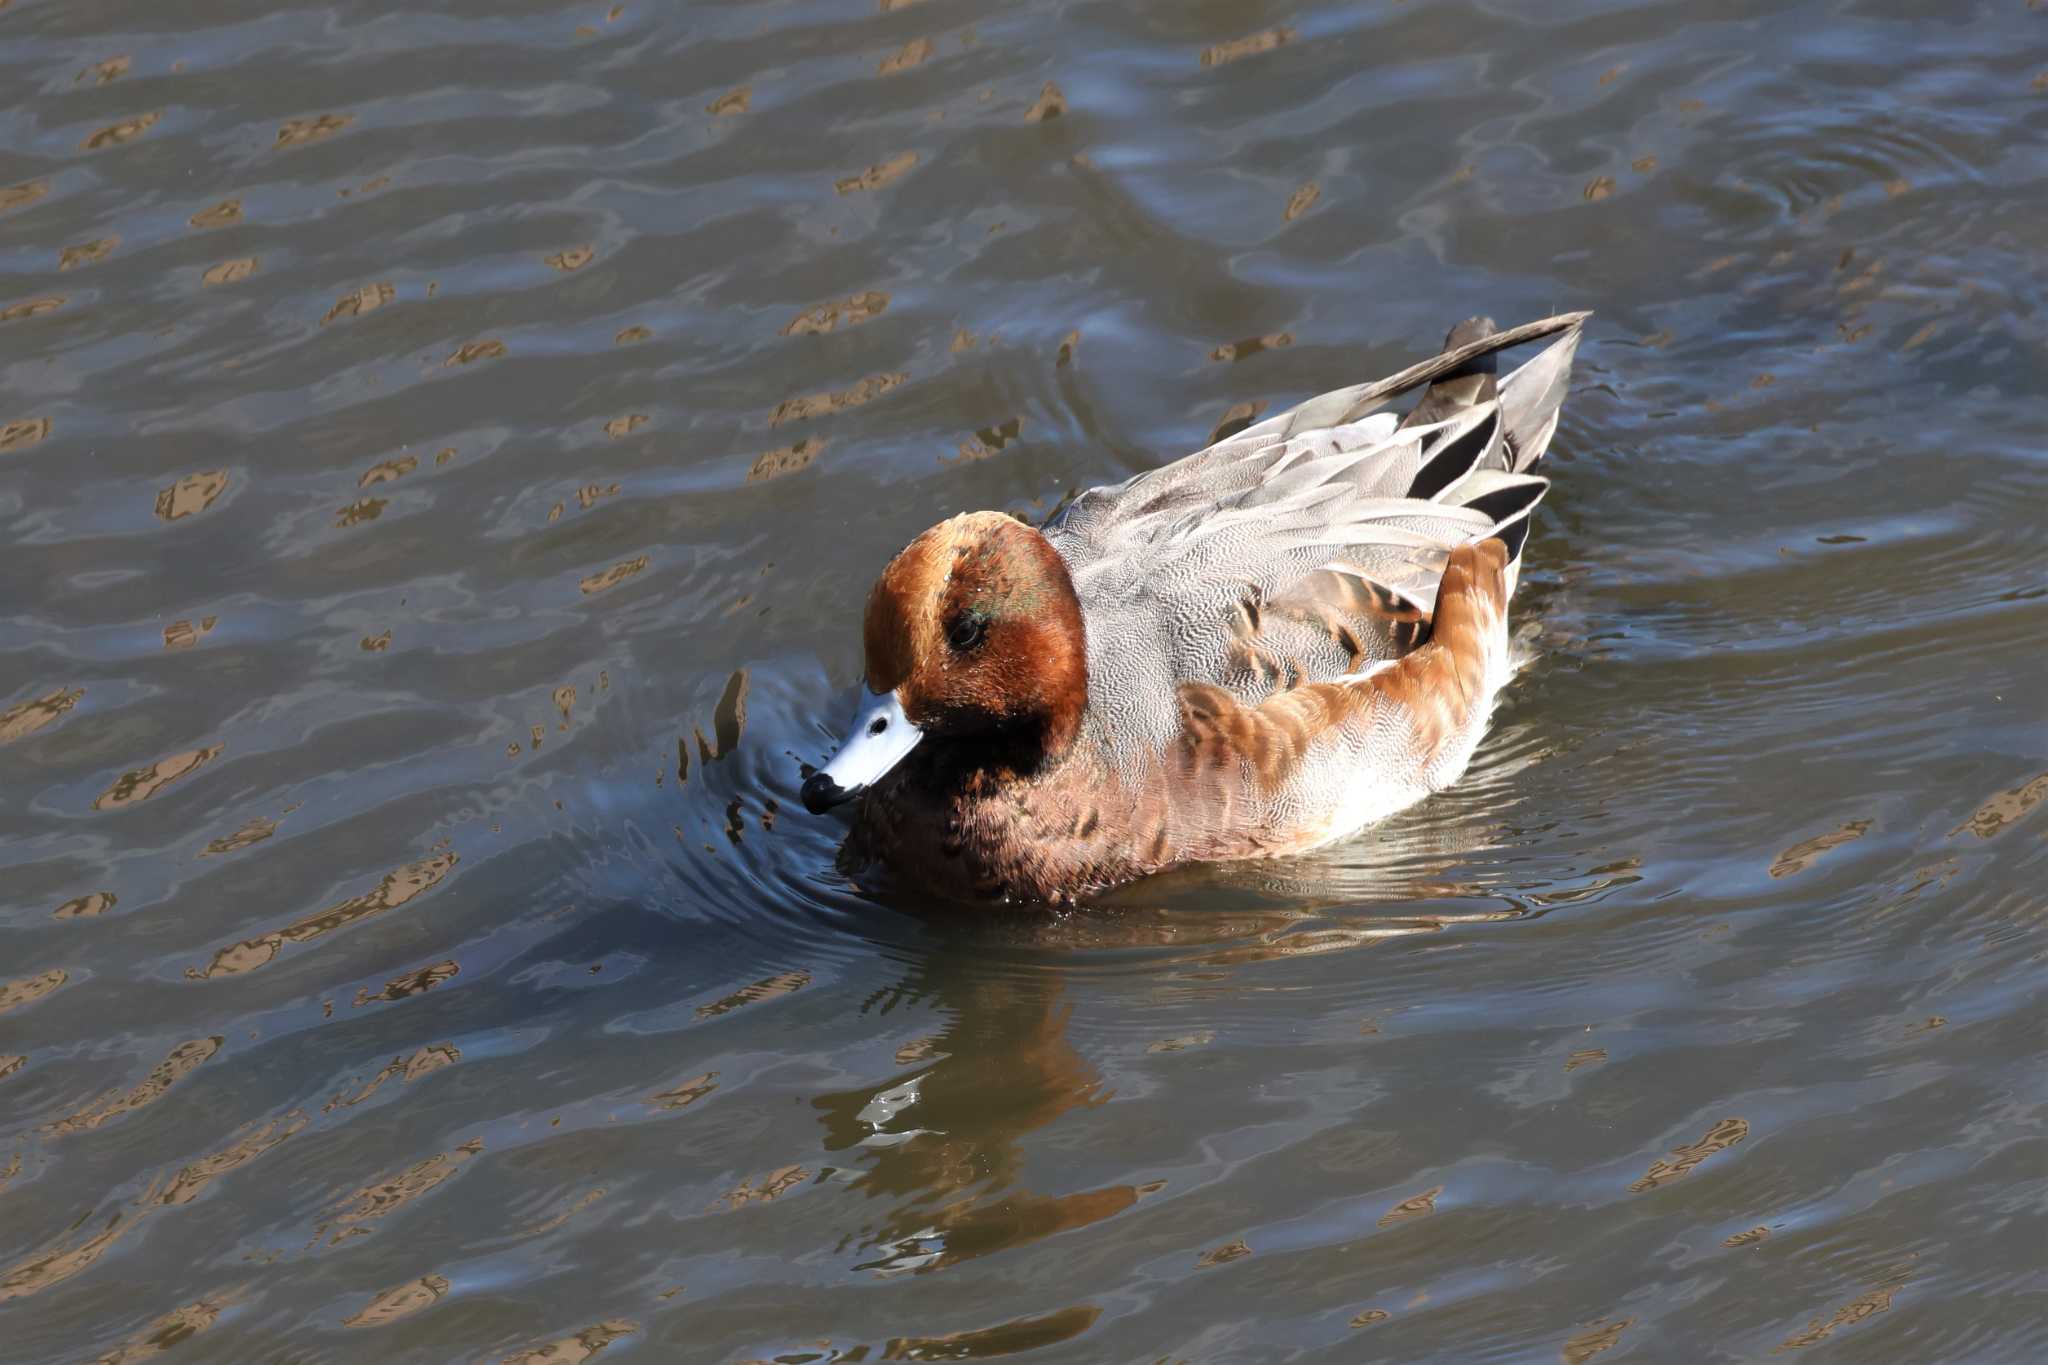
[2,0,2044,1360]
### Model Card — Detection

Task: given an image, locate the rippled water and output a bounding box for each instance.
[3,0,2044,1360]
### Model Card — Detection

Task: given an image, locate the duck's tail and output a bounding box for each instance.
[1398,316,1501,432]
[1396,314,1585,592]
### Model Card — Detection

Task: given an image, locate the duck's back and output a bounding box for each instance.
[1045,313,1585,770]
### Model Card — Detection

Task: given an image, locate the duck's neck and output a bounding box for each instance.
[919,711,1081,795]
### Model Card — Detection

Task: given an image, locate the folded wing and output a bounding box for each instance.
[1046,313,1585,757]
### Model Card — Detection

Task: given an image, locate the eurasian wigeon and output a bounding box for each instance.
[803,312,1589,903]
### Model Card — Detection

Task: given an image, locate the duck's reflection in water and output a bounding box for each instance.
[806,814,1519,1278]
[811,947,1140,1277]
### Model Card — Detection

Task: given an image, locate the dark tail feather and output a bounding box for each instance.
[1399,316,1500,431]
[1408,407,1500,501]
[1491,513,1531,565]
[1460,474,1546,565]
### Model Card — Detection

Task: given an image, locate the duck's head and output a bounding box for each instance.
[802,511,1088,815]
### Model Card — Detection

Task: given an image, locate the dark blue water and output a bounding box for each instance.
[2,0,2043,1360]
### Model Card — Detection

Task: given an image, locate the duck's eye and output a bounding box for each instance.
[946,614,987,651]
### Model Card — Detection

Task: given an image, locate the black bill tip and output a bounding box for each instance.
[801,770,857,815]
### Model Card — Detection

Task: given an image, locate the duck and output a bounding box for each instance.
[801,311,1589,904]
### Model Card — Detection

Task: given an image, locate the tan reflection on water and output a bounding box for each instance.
[52,890,117,919]
[1195,1237,1251,1268]
[0,1055,24,1081]
[446,338,507,366]
[186,852,460,979]
[1201,27,1294,68]
[1723,1224,1772,1248]
[949,416,1022,463]
[89,1290,239,1363]
[152,1110,309,1207]
[342,1274,450,1328]
[353,958,459,1006]
[515,1186,606,1239]
[324,282,394,323]
[200,257,258,287]
[1283,181,1320,221]
[647,1070,717,1111]
[697,969,808,1020]
[1950,772,2047,838]
[877,37,932,76]
[716,1164,810,1209]
[335,497,385,527]
[747,435,825,482]
[0,1112,307,1302]
[499,1320,636,1365]
[1209,332,1293,363]
[41,1037,224,1138]
[1024,81,1066,122]
[2,296,65,322]
[59,237,118,271]
[359,454,417,486]
[546,244,595,272]
[324,1042,460,1112]
[93,744,223,811]
[275,113,352,148]
[781,291,888,336]
[1377,1185,1442,1228]
[81,112,159,151]
[163,616,216,649]
[0,687,83,744]
[1,414,54,450]
[1628,1117,1749,1193]
[1187,917,1460,967]
[835,151,918,194]
[614,324,651,344]
[882,1306,1102,1360]
[0,1211,139,1303]
[602,413,647,439]
[154,469,230,520]
[1768,819,1871,877]
[1776,1272,1911,1352]
[706,86,748,116]
[318,1137,483,1245]
[201,814,282,857]
[712,667,749,756]
[0,969,69,1017]
[769,371,905,426]
[1561,1316,1634,1364]
[0,179,50,214]
[188,199,241,229]
[579,556,649,595]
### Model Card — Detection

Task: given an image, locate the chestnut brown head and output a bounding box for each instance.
[802,512,1088,813]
